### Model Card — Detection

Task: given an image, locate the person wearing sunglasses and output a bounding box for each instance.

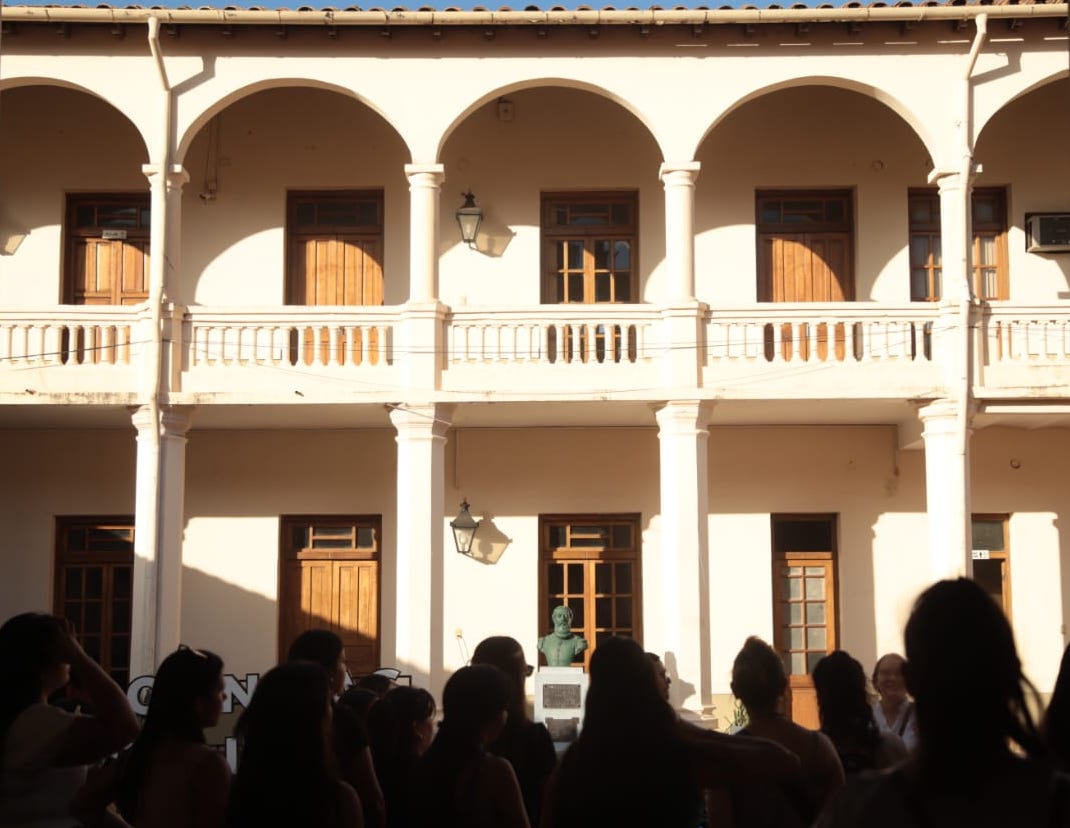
[471,636,556,827]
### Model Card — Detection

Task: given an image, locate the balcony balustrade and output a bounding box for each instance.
[0,307,142,398]
[1,302,1067,403]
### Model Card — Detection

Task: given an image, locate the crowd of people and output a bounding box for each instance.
[3,577,1070,827]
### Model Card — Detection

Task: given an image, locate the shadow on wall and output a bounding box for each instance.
[663,650,697,712]
[465,513,513,566]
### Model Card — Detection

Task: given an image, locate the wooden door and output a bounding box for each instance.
[64,196,150,363]
[54,518,135,688]
[286,192,384,366]
[66,195,151,306]
[757,192,853,361]
[279,517,381,676]
[771,515,838,729]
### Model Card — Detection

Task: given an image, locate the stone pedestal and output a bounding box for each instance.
[534,666,588,749]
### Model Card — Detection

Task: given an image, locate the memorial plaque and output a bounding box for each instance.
[542,683,582,709]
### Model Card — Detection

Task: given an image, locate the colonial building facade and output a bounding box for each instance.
[1,1,1068,726]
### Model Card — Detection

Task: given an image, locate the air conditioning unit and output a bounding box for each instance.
[1026,213,1070,253]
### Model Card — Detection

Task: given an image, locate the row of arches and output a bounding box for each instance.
[4,64,1066,168]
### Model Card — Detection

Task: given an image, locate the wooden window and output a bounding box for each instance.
[908,190,943,302]
[908,188,1008,302]
[278,516,381,675]
[54,518,135,688]
[539,515,642,671]
[286,191,385,307]
[772,514,838,730]
[64,195,151,306]
[540,193,637,304]
[756,191,854,303]
[972,514,1011,617]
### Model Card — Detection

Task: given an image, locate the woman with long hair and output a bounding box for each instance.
[73,645,230,828]
[1042,642,1070,769]
[812,650,906,775]
[366,685,436,828]
[707,636,844,828]
[470,636,555,826]
[227,661,363,828]
[871,653,918,752]
[0,613,139,827]
[288,629,385,828]
[410,665,529,828]
[542,636,800,828]
[818,578,1067,828]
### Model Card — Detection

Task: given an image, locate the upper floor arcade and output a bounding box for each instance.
[1,5,1069,412]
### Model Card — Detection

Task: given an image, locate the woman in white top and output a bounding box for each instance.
[871,653,918,752]
[0,613,139,828]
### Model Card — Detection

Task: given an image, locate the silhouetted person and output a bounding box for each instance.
[813,650,906,775]
[73,646,230,828]
[0,613,138,827]
[411,664,530,828]
[1043,642,1070,770]
[707,637,843,828]
[288,629,384,828]
[471,636,556,827]
[339,686,381,732]
[646,652,672,702]
[541,636,800,828]
[227,661,363,828]
[367,686,436,828]
[818,578,1070,827]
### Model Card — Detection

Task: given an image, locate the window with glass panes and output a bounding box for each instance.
[539,515,641,671]
[908,188,1008,302]
[541,193,637,304]
[772,516,837,678]
[972,514,1011,617]
[54,518,135,688]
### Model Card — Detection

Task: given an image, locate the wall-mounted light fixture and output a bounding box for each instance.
[450,499,481,555]
[456,191,483,249]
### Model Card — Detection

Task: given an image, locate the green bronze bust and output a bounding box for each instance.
[537,604,588,667]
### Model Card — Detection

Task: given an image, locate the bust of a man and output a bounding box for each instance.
[537,604,588,667]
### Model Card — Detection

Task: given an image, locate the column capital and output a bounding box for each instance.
[659,161,701,187]
[129,404,195,436]
[928,166,978,192]
[388,403,454,439]
[917,398,975,435]
[161,405,195,436]
[130,403,156,432]
[404,163,446,188]
[142,163,189,188]
[653,400,714,433]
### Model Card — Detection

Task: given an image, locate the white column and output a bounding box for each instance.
[141,163,188,302]
[389,403,452,694]
[933,170,975,306]
[655,400,713,714]
[660,161,701,304]
[129,404,193,676]
[659,162,704,392]
[405,164,445,303]
[919,399,973,580]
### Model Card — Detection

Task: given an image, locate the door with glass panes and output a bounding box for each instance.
[540,193,637,364]
[772,515,838,729]
[54,518,135,689]
[539,515,642,671]
[972,515,1011,617]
